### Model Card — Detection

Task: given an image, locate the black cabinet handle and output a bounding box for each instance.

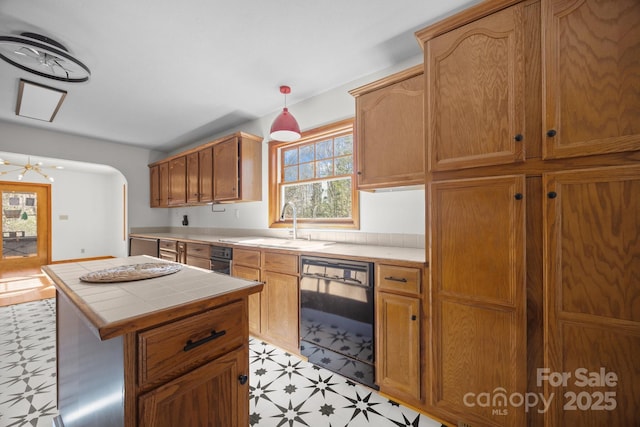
[514,193,523,200]
[238,375,248,385]
[384,276,408,283]
[411,315,417,321]
[183,329,227,352]
[548,191,557,199]
[357,171,362,175]
[514,134,523,142]
[546,129,557,137]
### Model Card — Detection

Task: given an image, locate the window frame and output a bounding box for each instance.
[268,118,359,230]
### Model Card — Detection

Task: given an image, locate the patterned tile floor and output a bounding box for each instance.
[0,299,443,427]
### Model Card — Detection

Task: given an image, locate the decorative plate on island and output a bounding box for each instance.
[79,263,182,283]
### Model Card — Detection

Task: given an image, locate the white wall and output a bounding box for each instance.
[0,166,128,260]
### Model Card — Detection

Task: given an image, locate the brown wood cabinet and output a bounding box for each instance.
[231,248,300,354]
[159,239,185,263]
[375,263,425,406]
[150,162,170,208]
[148,132,262,207]
[543,165,640,426]
[430,175,527,426]
[149,165,161,208]
[417,1,640,425]
[542,0,640,159]
[185,242,211,269]
[421,2,527,171]
[232,248,262,334]
[349,65,425,189]
[168,156,187,206]
[186,151,199,204]
[139,348,247,427]
[213,135,262,202]
[198,146,214,203]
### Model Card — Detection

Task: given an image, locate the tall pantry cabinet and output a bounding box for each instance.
[416,0,640,426]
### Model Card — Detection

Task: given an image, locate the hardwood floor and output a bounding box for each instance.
[0,267,55,307]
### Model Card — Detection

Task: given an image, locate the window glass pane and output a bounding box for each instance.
[282,178,352,219]
[283,148,298,166]
[283,166,298,182]
[2,191,38,259]
[299,144,315,163]
[299,163,314,180]
[335,155,353,175]
[315,139,333,159]
[316,159,333,178]
[335,135,353,156]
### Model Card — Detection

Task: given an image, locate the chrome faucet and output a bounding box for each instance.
[280,201,298,240]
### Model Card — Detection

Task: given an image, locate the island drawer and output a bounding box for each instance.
[376,264,421,295]
[138,300,246,387]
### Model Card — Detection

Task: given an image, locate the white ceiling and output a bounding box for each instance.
[0,0,477,153]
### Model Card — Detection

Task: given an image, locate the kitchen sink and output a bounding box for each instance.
[218,237,334,250]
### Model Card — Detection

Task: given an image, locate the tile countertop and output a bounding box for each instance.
[42,255,263,340]
[132,233,427,265]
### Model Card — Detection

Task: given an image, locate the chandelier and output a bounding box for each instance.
[0,156,63,182]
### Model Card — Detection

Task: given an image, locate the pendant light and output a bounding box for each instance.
[270,85,301,142]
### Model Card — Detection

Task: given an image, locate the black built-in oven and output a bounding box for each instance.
[299,256,377,389]
[210,245,232,275]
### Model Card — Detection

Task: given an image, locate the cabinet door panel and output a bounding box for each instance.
[427,3,525,171]
[376,292,421,401]
[186,152,199,204]
[262,271,299,352]
[199,146,214,203]
[149,165,160,208]
[158,162,169,207]
[544,165,640,426]
[168,156,187,206]
[355,72,424,188]
[213,138,239,201]
[138,348,248,427]
[430,175,526,426]
[543,0,640,158]
[232,264,262,335]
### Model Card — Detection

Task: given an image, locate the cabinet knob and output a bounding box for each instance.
[546,129,557,137]
[548,191,557,199]
[514,193,523,200]
[411,315,417,321]
[357,171,362,175]
[238,374,248,385]
[514,134,523,142]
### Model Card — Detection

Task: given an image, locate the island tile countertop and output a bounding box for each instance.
[43,255,263,340]
[132,232,426,265]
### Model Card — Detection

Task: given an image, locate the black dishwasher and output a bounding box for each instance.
[299,256,377,389]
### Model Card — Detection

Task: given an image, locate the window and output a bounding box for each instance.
[269,118,359,229]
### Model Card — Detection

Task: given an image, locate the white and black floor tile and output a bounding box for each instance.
[0,299,443,427]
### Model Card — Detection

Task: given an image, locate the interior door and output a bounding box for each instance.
[0,181,51,271]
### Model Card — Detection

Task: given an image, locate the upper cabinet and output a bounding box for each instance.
[349,65,425,190]
[148,132,262,207]
[168,156,187,206]
[419,3,527,171]
[542,0,640,159]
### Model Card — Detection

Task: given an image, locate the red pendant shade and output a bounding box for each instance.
[270,86,301,142]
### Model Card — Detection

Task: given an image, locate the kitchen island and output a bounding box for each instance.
[43,256,263,427]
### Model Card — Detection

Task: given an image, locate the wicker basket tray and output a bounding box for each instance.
[79,263,182,283]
